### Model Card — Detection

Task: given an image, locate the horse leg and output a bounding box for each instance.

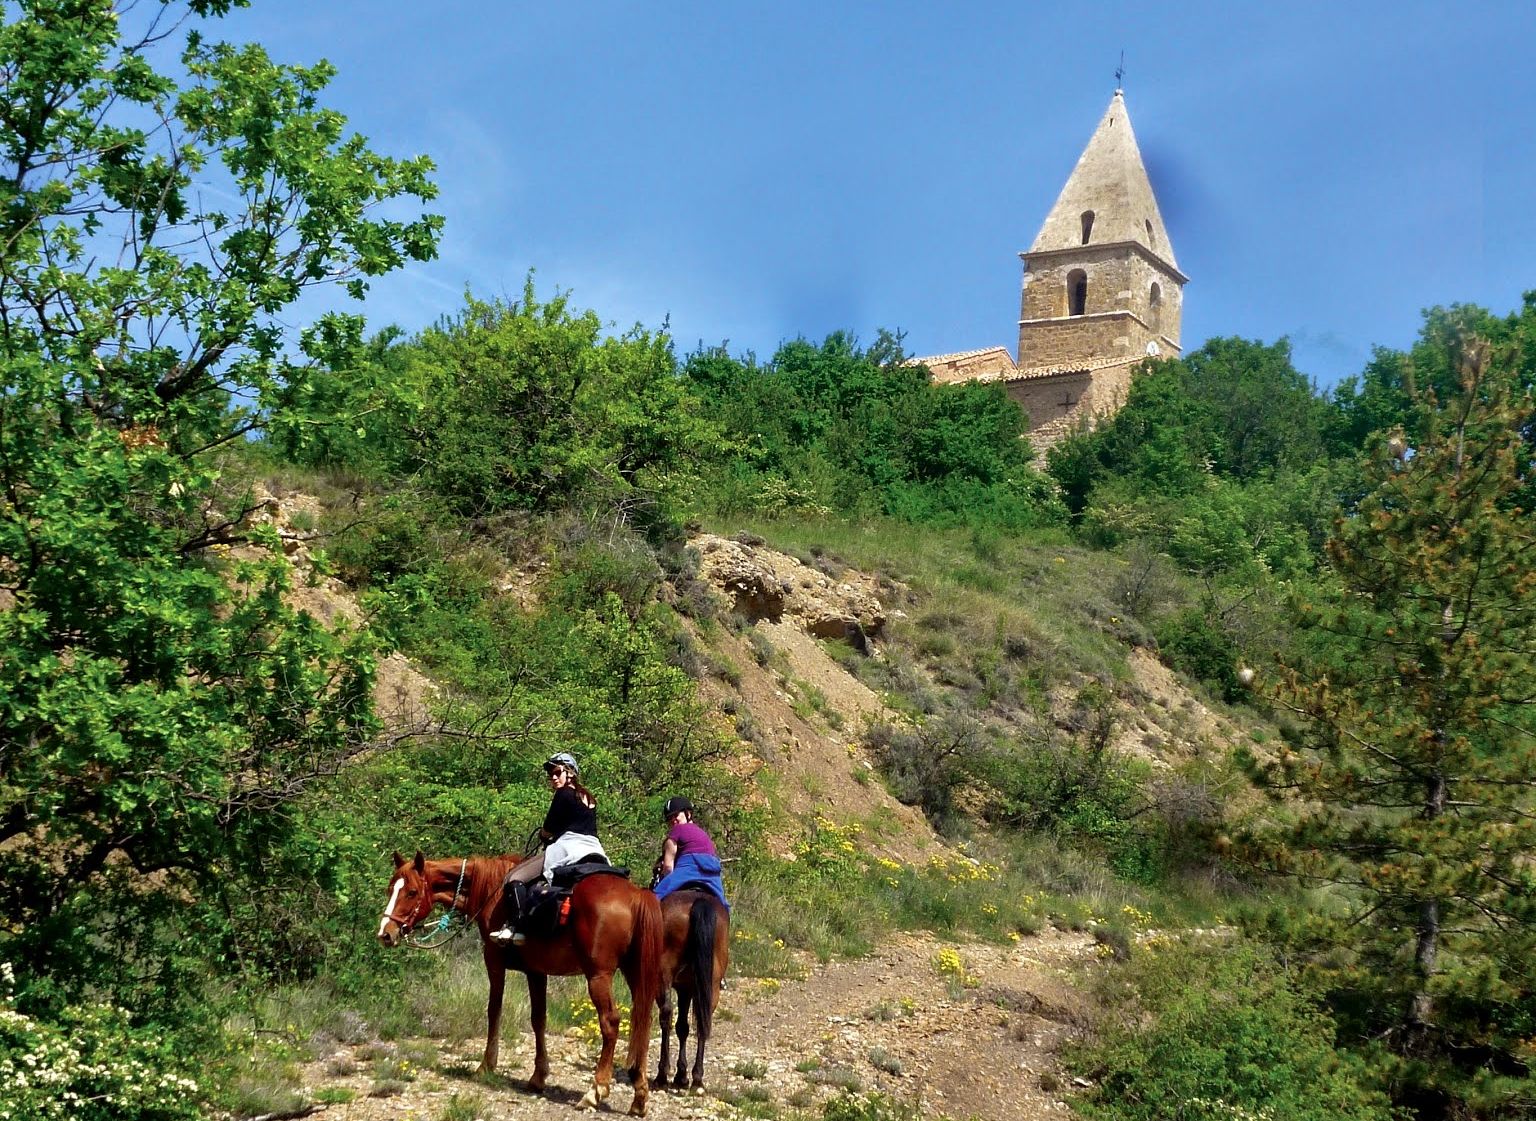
[526,972,549,1093]
[674,988,693,1089]
[578,971,619,1110]
[478,948,505,1074]
[655,984,675,1089]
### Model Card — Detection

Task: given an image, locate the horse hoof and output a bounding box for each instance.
[579,1089,601,1109]
[629,1100,648,1117]
[691,1084,706,1095]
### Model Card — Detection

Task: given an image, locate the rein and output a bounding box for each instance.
[406,857,474,950]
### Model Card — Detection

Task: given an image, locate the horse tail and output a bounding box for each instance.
[623,887,664,1073]
[685,894,720,1043]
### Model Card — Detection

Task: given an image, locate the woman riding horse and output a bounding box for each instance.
[650,796,731,1089]
[493,752,606,946]
[377,849,661,1115]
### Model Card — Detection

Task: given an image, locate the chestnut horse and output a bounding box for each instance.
[655,889,730,1091]
[377,851,662,1116]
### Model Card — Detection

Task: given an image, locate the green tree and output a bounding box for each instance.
[389,285,720,533]
[0,0,440,1003]
[685,331,1058,528]
[1050,338,1331,518]
[1328,295,1536,513]
[1182,337,1329,479]
[1241,334,1536,1106]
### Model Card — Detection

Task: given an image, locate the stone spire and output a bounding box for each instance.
[1028,90,1176,269]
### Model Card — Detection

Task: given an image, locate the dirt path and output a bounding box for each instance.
[296,929,1095,1120]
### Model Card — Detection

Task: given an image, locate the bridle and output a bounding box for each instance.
[381,858,467,944]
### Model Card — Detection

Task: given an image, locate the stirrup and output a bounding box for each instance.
[490,925,516,944]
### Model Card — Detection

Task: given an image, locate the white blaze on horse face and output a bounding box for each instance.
[379,876,404,937]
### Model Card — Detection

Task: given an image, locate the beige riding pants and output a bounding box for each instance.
[504,851,544,886]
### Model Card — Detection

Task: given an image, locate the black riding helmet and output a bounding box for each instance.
[662,795,694,821]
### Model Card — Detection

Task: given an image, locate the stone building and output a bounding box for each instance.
[915,89,1185,448]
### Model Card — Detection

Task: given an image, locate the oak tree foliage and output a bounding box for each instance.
[0,0,440,999]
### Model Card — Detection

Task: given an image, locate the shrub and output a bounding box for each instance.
[808,1066,863,1092]
[732,1057,769,1080]
[1155,605,1243,701]
[0,969,204,1121]
[981,689,1169,882]
[864,714,987,832]
[1069,939,1393,1121]
[823,1090,922,1121]
[867,1046,904,1076]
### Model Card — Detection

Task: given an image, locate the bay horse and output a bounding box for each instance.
[654,889,730,1091]
[377,851,662,1115]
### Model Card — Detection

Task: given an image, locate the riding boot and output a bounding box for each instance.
[490,879,528,944]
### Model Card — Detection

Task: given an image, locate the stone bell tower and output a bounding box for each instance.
[1007,88,1185,442]
[914,88,1186,449]
[1014,90,1185,405]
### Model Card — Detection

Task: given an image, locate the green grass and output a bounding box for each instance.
[733,1057,770,1080]
[440,1090,488,1121]
[722,820,1237,989]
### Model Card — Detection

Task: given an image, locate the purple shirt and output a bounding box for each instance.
[668,821,717,859]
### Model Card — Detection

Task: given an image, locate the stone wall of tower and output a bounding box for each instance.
[1004,370,1093,433]
[1018,246,1182,369]
[1002,360,1142,452]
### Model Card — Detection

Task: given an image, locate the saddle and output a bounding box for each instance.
[550,858,630,890]
[667,880,718,896]
[517,858,631,938]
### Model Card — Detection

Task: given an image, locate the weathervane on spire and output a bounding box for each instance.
[1115,51,1125,92]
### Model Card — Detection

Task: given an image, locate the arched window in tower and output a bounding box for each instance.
[1068,269,1088,316]
[1080,210,1095,245]
[1149,282,1162,332]
[1145,218,1155,248]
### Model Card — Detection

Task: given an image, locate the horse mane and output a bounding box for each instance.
[433,853,523,928]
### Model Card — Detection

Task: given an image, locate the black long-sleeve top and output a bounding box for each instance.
[542,785,597,840]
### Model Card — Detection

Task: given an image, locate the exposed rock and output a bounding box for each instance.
[691,534,890,643]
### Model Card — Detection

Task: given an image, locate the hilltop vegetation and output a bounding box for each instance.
[4,3,1536,1119]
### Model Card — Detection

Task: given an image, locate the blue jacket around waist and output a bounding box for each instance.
[654,852,729,910]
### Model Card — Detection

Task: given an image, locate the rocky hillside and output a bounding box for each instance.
[239,497,1251,1119]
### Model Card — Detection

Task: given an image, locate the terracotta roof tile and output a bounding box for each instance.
[905,346,1013,367]
[1006,354,1143,381]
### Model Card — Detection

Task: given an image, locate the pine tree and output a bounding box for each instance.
[1242,332,1536,1101]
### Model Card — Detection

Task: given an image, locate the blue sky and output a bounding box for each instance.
[222,1,1535,388]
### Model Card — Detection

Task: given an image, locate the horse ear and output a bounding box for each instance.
[392,850,405,868]
[413,850,426,874]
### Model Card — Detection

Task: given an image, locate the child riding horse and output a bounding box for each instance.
[655,888,730,1091]
[377,850,661,1116]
